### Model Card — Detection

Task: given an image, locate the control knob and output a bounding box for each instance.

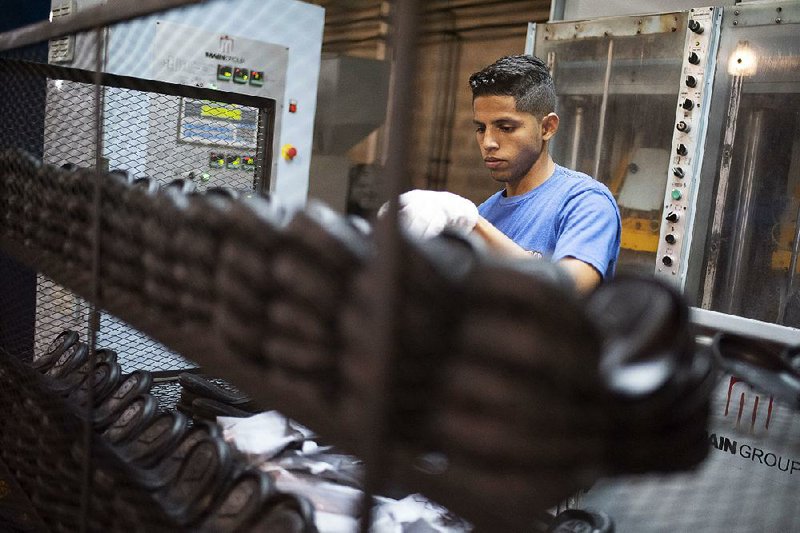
[682,98,695,111]
[673,166,685,179]
[665,211,680,223]
[676,121,691,133]
[665,234,677,245]
[676,144,688,156]
[688,20,704,34]
[686,75,697,88]
[688,52,701,65]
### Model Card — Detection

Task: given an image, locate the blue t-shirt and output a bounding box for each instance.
[478,165,621,278]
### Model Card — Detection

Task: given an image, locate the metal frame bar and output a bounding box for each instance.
[524,21,537,54]
[691,306,800,346]
[360,2,420,531]
[79,25,106,533]
[549,0,566,22]
[541,12,684,41]
[0,0,202,52]
[0,57,277,110]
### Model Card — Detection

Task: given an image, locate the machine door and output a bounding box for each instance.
[532,12,689,275]
[693,4,800,326]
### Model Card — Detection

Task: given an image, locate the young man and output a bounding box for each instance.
[389,54,620,293]
[468,54,621,293]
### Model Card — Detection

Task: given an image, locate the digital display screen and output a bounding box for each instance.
[200,104,242,121]
[180,99,258,149]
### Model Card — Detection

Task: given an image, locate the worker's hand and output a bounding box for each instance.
[378,189,479,239]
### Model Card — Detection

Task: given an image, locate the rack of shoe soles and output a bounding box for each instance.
[0,330,322,531]
[177,372,260,422]
[1,140,717,531]
[213,195,290,369]
[0,151,97,291]
[373,250,603,531]
[338,230,481,450]
[336,234,716,531]
[260,201,372,416]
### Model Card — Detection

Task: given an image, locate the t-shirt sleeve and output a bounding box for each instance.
[552,189,621,278]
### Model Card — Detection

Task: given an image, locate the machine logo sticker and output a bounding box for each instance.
[724,376,775,434]
[205,35,244,63]
[219,35,234,54]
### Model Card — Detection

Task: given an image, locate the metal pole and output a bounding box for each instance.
[701,75,744,310]
[80,25,105,533]
[725,110,763,314]
[570,106,583,170]
[593,39,614,181]
[360,1,420,532]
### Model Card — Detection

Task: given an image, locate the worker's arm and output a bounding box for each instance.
[556,257,602,293]
[472,216,602,293]
[471,216,530,258]
[384,192,609,293]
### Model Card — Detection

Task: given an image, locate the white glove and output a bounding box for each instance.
[378,189,479,239]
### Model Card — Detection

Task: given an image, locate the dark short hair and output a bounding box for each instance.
[469,54,556,118]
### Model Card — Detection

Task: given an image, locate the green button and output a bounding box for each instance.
[671,189,682,201]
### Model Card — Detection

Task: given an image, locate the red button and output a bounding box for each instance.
[281,144,298,161]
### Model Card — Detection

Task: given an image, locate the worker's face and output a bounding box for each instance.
[472,95,557,184]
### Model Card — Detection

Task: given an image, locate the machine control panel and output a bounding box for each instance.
[153,20,288,101]
[148,21,290,192]
[656,6,722,284]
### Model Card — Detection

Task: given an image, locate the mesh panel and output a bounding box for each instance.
[98,314,193,373]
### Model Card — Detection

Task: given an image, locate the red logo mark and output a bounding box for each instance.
[725,376,774,433]
[219,35,234,54]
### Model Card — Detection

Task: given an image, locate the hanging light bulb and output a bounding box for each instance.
[728,40,758,76]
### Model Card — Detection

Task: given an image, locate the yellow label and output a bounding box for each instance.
[201,104,241,121]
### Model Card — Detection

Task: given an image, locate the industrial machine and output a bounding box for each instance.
[528,2,800,332]
[46,0,322,201]
[34,0,324,366]
[527,8,721,277]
